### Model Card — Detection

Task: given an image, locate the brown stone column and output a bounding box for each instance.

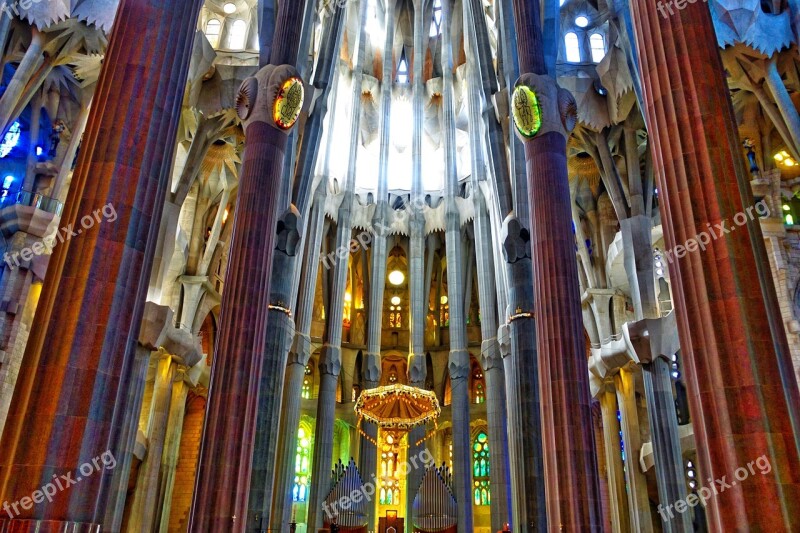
[627,3,800,530]
[0,0,203,530]
[511,0,603,527]
[187,2,307,530]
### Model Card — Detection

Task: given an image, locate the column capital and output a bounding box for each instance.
[138,301,173,352]
[501,215,531,263]
[511,73,577,142]
[363,351,381,384]
[622,313,680,365]
[162,326,203,368]
[479,338,503,371]
[448,348,470,380]
[407,352,426,385]
[288,332,312,366]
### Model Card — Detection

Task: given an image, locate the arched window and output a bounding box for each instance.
[565,32,581,63]
[396,49,409,84]
[590,33,606,63]
[228,19,247,49]
[205,19,221,48]
[292,426,312,502]
[472,431,490,506]
[429,0,443,37]
[302,364,313,399]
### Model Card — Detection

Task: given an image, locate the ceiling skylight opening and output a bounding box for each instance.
[429,0,443,37]
[223,2,236,14]
[367,0,384,47]
[575,15,589,27]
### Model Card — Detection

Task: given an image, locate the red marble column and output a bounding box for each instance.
[511,1,603,530]
[627,3,800,530]
[187,1,306,530]
[0,0,203,530]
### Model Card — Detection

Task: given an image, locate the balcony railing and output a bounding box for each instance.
[0,189,63,216]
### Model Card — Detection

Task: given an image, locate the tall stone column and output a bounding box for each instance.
[614,366,653,532]
[188,0,307,529]
[511,0,603,528]
[440,1,472,530]
[157,361,201,532]
[405,1,429,524]
[627,3,800,529]
[598,383,630,533]
[0,0,204,529]
[306,2,370,529]
[271,186,327,533]
[128,351,178,532]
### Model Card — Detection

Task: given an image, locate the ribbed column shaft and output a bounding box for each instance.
[0,1,202,530]
[189,122,288,532]
[129,353,177,532]
[523,134,602,531]
[307,2,370,527]
[440,1,472,530]
[614,369,653,532]
[628,2,800,529]
[473,193,511,532]
[189,0,307,527]
[271,189,327,533]
[642,358,691,533]
[599,387,629,533]
[157,369,192,532]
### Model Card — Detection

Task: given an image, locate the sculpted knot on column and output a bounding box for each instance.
[479,338,503,371]
[276,205,302,256]
[139,302,174,352]
[162,326,203,369]
[501,216,531,263]
[623,312,681,365]
[288,332,312,366]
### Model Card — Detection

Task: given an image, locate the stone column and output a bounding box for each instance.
[271,186,327,533]
[614,367,653,532]
[128,350,178,532]
[188,0,307,528]
[627,2,800,528]
[510,0,603,528]
[0,0,204,529]
[306,2,370,529]
[599,383,630,533]
[440,1,472,530]
[157,360,202,532]
[625,316,691,533]
[406,1,428,524]
[358,3,397,520]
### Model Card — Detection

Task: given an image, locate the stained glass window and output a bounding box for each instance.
[379,433,401,505]
[473,431,490,506]
[292,427,312,502]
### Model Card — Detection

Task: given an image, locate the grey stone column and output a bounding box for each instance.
[306,1,370,529]
[472,192,512,532]
[358,0,397,518]
[615,366,653,533]
[271,187,327,532]
[626,316,691,533]
[405,2,429,527]
[440,1,472,530]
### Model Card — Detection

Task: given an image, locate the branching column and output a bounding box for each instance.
[440,1,472,530]
[188,0,307,528]
[511,0,603,528]
[306,2,370,530]
[0,1,204,530]
[627,3,800,529]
